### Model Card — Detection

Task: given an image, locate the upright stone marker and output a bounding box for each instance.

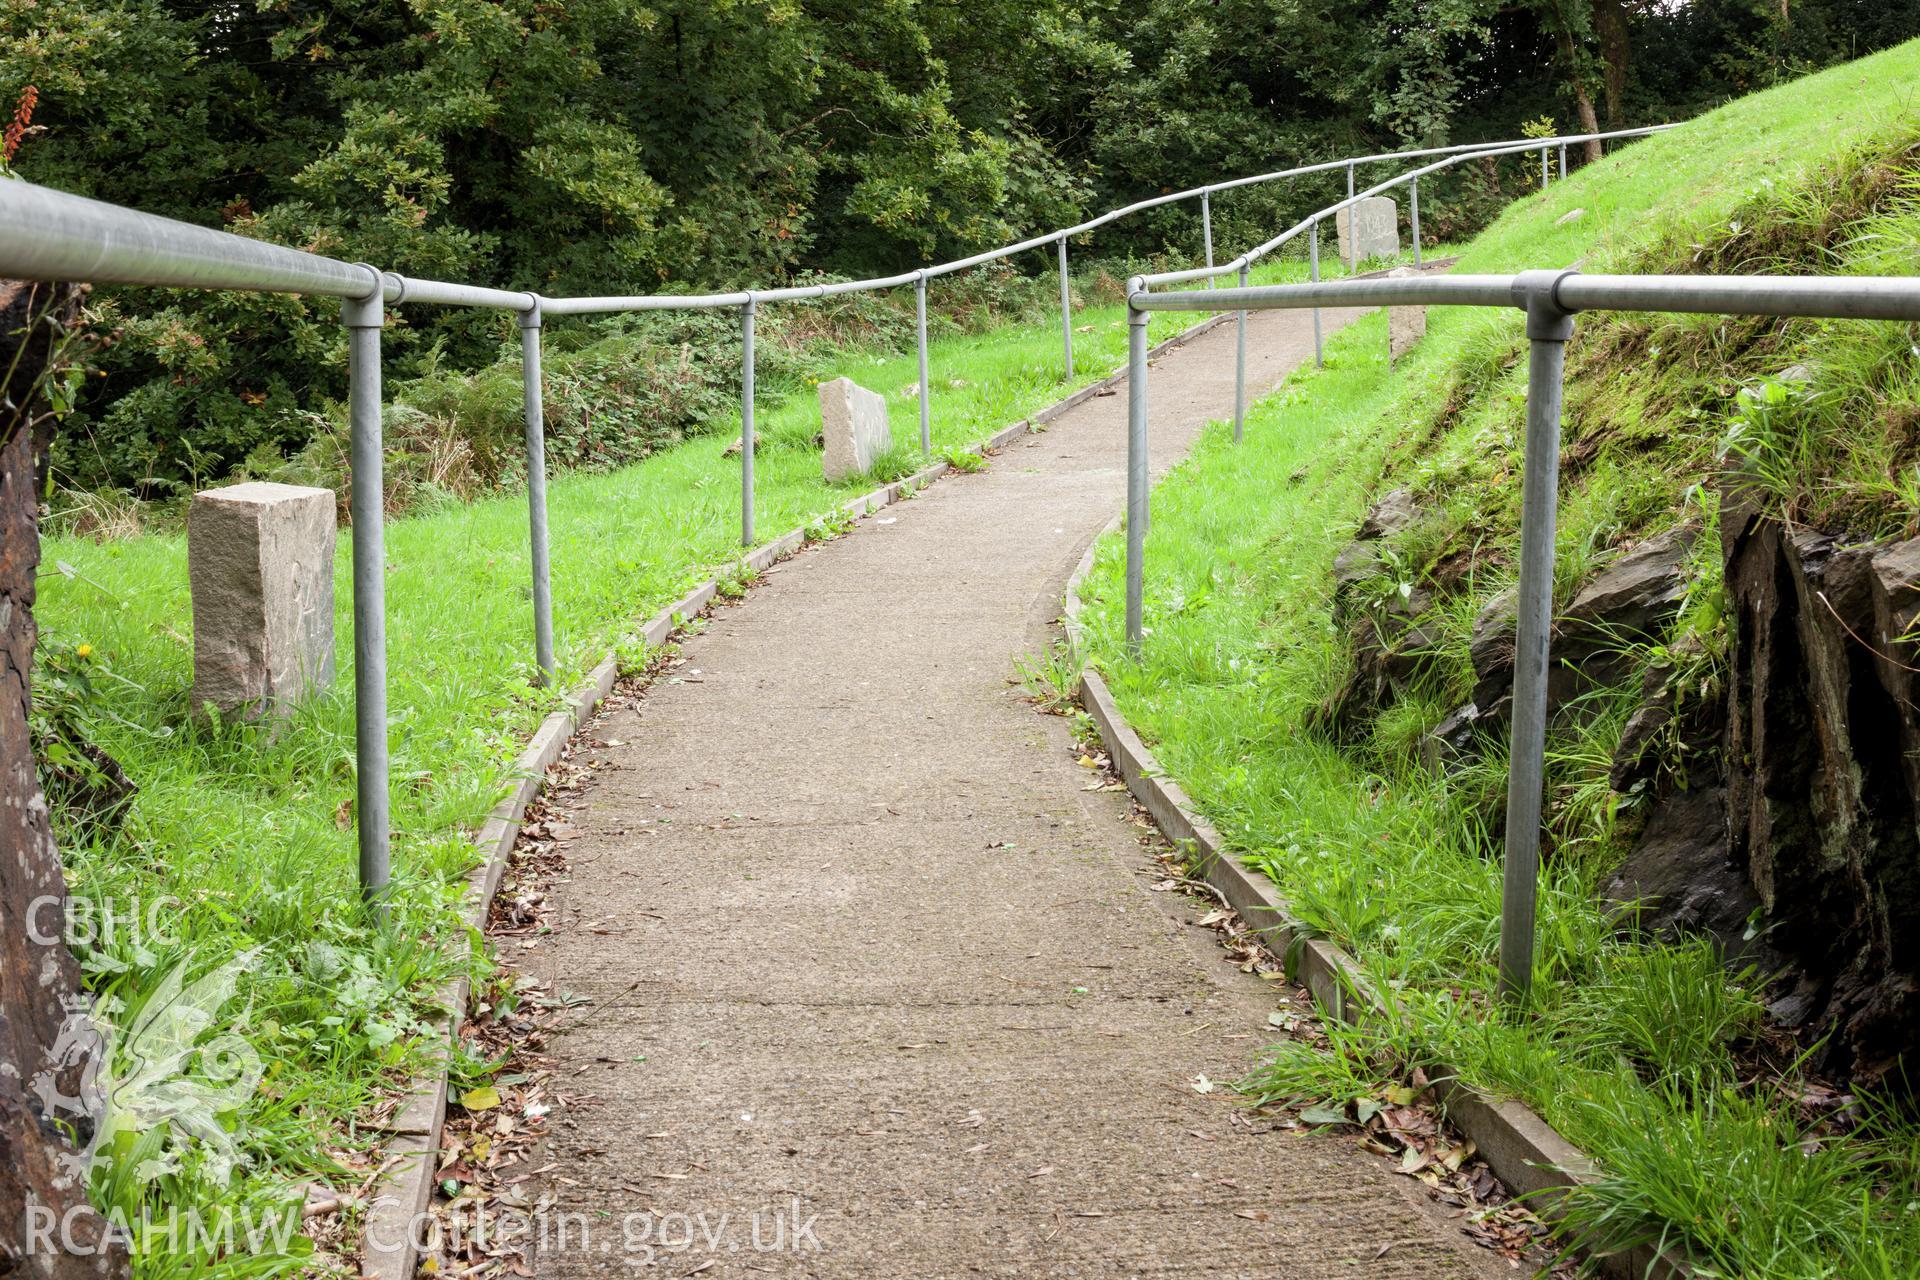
[188,481,337,719]
[819,377,892,481]
[1387,265,1427,363]
[1336,197,1400,263]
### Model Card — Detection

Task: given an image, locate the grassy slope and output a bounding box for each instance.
[36,245,1370,1273]
[1073,42,1920,1279]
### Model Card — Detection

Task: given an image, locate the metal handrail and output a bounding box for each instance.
[1138,272,1920,318]
[0,120,1666,917]
[1120,267,1920,1005]
[1140,127,1668,400]
[549,125,1671,311]
[1139,127,1670,289]
[0,180,386,299]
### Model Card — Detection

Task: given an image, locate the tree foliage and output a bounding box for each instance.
[5,0,1917,492]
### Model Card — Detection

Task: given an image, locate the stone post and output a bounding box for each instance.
[1335,197,1400,264]
[819,377,892,481]
[188,481,337,719]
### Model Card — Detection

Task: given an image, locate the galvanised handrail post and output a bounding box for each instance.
[1201,190,1215,290]
[1496,268,1578,1007]
[1124,278,1150,659]
[341,272,390,919]
[519,297,555,684]
[1410,178,1423,268]
[1344,163,1357,272]
[1233,263,1248,443]
[1055,238,1074,380]
[1309,219,1324,367]
[740,293,757,546]
[1559,145,1568,180]
[916,271,932,454]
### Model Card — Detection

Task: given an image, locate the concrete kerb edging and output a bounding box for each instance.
[357,305,1235,1280]
[1057,458,1689,1280]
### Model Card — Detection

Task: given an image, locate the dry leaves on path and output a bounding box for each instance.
[412,683,654,1279]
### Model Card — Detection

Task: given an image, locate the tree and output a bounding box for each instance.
[0,278,126,1277]
[1537,1,1606,161]
[8,0,1920,496]
[1593,0,1636,125]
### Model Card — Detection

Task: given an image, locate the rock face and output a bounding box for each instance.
[1326,516,1695,738]
[819,377,892,481]
[1329,487,1418,608]
[1605,771,1757,950]
[1601,634,1768,968]
[1468,526,1695,721]
[1319,474,1920,1088]
[1356,487,1417,540]
[188,482,336,719]
[1318,489,1437,737]
[1718,502,1920,1084]
[1387,267,1426,363]
[1336,197,1399,262]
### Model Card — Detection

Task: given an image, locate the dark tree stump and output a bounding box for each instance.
[0,279,126,1278]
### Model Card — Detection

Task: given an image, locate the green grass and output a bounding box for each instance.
[35,240,1383,1275]
[1073,40,1920,1279]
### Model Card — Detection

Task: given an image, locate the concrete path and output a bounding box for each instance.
[521,303,1506,1277]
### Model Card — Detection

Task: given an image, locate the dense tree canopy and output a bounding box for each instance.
[5,0,1917,491]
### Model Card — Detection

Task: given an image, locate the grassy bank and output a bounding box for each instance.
[37,242,1387,1275]
[1071,41,1920,1278]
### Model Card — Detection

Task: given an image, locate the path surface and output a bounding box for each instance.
[522,302,1505,1277]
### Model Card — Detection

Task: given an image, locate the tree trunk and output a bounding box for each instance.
[1555,27,1605,163]
[0,279,126,1278]
[1594,0,1631,128]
